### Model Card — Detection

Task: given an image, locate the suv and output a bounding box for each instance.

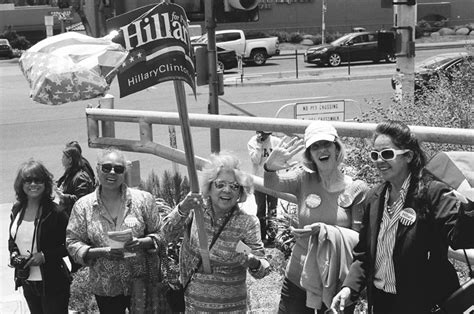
[0,38,13,59]
[304,32,396,67]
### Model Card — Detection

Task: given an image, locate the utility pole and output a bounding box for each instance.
[393,0,416,105]
[205,0,220,153]
[321,0,326,44]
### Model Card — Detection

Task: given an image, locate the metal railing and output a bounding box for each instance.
[85,107,474,263]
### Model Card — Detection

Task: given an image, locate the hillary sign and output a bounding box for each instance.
[114,3,196,97]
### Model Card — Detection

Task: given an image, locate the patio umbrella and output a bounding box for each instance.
[425,151,474,203]
[19,32,128,105]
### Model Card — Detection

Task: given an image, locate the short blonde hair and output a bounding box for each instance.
[200,151,253,203]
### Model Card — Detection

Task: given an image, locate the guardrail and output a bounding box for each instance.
[86,107,474,264]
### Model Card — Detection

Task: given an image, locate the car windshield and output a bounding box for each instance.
[330,34,353,46]
[417,55,461,70]
[0,39,9,45]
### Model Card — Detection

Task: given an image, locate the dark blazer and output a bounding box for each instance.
[8,201,71,295]
[344,173,474,313]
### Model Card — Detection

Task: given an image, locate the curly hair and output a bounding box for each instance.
[200,151,254,203]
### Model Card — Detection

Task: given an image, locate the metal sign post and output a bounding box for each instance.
[174,81,211,273]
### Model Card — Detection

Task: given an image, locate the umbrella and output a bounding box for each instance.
[425,151,474,203]
[19,32,128,105]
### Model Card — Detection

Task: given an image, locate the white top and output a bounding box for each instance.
[13,220,41,281]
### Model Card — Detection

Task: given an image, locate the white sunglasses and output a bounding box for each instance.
[369,149,410,162]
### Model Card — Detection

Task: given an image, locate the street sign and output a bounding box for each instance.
[294,100,345,121]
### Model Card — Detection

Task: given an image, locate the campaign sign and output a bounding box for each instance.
[114,3,196,97]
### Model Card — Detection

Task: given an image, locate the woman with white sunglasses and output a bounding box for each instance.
[331,120,474,313]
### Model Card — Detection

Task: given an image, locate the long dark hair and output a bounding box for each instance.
[13,159,55,208]
[63,146,84,174]
[373,120,426,178]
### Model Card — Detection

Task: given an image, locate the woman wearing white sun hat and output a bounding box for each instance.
[264,120,368,313]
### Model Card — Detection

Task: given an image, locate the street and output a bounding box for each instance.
[0,47,463,204]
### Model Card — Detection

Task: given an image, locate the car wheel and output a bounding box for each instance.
[386,54,396,63]
[217,61,225,72]
[328,53,341,67]
[250,50,267,66]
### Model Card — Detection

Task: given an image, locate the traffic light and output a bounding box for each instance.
[215,0,259,23]
[172,0,259,23]
[57,0,70,9]
[195,45,209,86]
[377,31,399,55]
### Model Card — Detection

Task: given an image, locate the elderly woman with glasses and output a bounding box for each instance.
[161,151,271,312]
[331,120,474,314]
[66,148,170,313]
[263,121,368,314]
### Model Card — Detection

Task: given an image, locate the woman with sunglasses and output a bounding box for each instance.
[161,152,271,312]
[66,148,170,313]
[331,120,474,313]
[9,159,71,313]
[263,121,368,313]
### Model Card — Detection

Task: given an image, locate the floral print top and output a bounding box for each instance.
[161,201,270,313]
[66,185,166,297]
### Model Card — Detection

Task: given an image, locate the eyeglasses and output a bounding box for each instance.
[100,163,126,174]
[24,177,44,185]
[369,149,410,162]
[213,180,241,191]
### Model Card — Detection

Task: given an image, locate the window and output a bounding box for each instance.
[216,32,241,43]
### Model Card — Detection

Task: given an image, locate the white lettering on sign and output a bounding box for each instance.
[295,100,345,121]
[121,11,190,51]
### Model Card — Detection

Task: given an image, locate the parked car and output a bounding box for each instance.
[216,46,238,72]
[192,44,238,72]
[304,31,396,67]
[195,29,280,66]
[0,38,13,58]
[414,52,472,91]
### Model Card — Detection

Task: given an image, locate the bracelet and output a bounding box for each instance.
[263,163,276,172]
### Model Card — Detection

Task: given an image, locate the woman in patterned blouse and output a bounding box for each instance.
[66,148,168,313]
[162,152,271,313]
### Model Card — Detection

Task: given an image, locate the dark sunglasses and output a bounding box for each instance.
[24,177,44,184]
[369,149,410,162]
[213,180,241,191]
[100,163,126,174]
[310,141,335,150]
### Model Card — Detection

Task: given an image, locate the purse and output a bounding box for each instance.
[165,207,236,313]
[432,249,474,313]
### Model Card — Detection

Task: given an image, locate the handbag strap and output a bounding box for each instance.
[463,249,473,278]
[182,206,237,290]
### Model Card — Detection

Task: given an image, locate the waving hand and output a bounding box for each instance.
[265,136,304,171]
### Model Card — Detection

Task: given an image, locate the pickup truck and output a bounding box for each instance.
[193,29,280,66]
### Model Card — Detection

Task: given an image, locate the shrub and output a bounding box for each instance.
[1,28,31,50]
[288,32,304,44]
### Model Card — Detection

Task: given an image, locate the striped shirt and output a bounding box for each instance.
[374,174,411,294]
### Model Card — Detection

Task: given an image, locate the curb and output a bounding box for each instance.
[224,73,392,87]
